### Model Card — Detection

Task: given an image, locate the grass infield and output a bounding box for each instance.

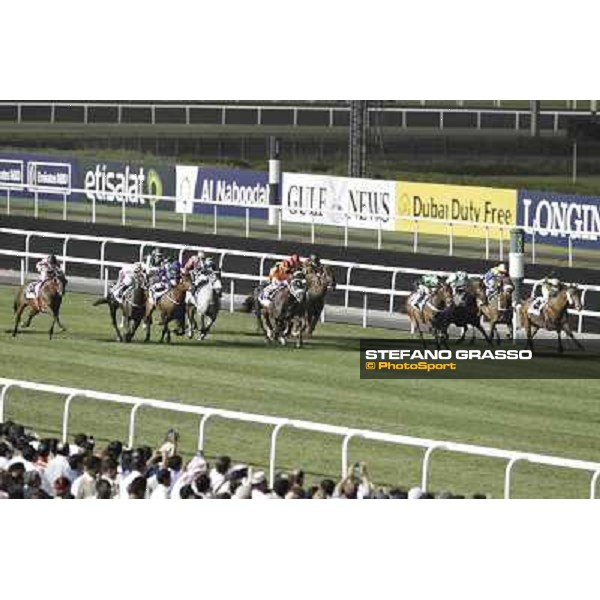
[1,286,599,498]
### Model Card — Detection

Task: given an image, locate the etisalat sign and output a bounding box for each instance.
[81,161,167,206]
[359,340,600,379]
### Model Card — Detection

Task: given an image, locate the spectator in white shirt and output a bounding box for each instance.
[120,452,147,499]
[150,469,171,499]
[72,456,101,499]
[251,471,269,499]
[44,442,70,495]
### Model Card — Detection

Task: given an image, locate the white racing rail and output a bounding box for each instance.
[1,377,600,499]
[0,227,599,334]
[0,181,594,265]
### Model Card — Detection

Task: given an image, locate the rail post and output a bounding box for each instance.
[590,469,600,499]
[269,422,287,487]
[377,218,382,250]
[152,202,156,229]
[413,220,419,253]
[344,213,349,247]
[389,269,400,313]
[568,232,573,267]
[277,206,282,241]
[362,294,368,328]
[213,204,218,235]
[104,269,109,297]
[229,280,235,313]
[448,222,454,256]
[92,194,96,224]
[62,393,79,443]
[485,226,490,260]
[182,211,187,232]
[310,214,315,245]
[344,266,354,309]
[121,194,126,226]
[499,227,504,262]
[99,240,108,279]
[24,233,31,275]
[245,207,250,238]
[531,221,537,264]
[0,383,14,421]
[6,188,11,215]
[34,190,39,218]
[341,432,361,478]
[577,288,587,334]
[421,444,446,492]
[128,402,146,449]
[20,259,25,285]
[504,457,524,499]
[61,236,69,274]
[197,413,214,451]
[62,192,67,220]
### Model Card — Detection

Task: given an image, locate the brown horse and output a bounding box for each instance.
[144,276,192,343]
[519,285,584,353]
[473,277,514,345]
[304,265,336,336]
[13,277,66,339]
[405,286,452,348]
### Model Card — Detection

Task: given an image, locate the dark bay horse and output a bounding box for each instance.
[519,285,583,353]
[144,276,192,343]
[13,277,66,339]
[304,265,336,336]
[474,277,514,344]
[94,277,148,343]
[405,286,452,349]
[443,283,491,345]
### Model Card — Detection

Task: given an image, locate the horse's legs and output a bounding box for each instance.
[110,304,123,342]
[562,323,584,351]
[12,302,27,337]
[187,305,196,339]
[23,308,39,328]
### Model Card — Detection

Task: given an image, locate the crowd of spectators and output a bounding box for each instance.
[0,420,489,499]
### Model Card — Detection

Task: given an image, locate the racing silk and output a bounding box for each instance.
[144,253,164,275]
[183,255,203,275]
[36,259,58,281]
[269,262,290,282]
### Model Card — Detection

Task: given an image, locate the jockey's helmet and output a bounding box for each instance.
[48,254,58,266]
[152,248,163,258]
[309,253,321,265]
[204,257,215,269]
[497,263,507,274]
[197,251,205,260]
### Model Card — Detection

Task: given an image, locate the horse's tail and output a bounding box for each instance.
[93,297,109,306]
[241,294,255,313]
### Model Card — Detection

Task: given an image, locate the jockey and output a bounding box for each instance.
[183,251,206,276]
[287,253,302,272]
[148,261,181,304]
[191,256,218,288]
[111,262,145,304]
[144,248,166,277]
[260,259,292,306]
[304,253,322,274]
[36,254,60,281]
[530,275,561,314]
[446,271,469,293]
[412,274,440,309]
[483,263,508,298]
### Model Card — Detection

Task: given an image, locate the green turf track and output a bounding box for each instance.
[1,286,599,498]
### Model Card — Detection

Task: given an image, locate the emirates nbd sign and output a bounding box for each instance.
[518,189,600,248]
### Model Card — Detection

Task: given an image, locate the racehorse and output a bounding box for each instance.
[13,276,67,339]
[443,282,491,345]
[93,276,147,343]
[474,277,514,345]
[144,275,192,343]
[405,285,452,349]
[246,272,308,347]
[186,269,223,340]
[304,265,336,336]
[519,284,583,353]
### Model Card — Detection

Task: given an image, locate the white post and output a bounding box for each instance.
[277,206,282,241]
[152,203,156,229]
[7,188,11,215]
[344,214,349,247]
[377,218,382,250]
[197,413,213,451]
[448,222,454,256]
[499,227,504,262]
[182,212,187,232]
[568,233,573,267]
[229,280,235,313]
[62,192,67,220]
[20,259,25,285]
[531,223,536,265]
[485,226,490,260]
[311,214,315,245]
[121,195,126,226]
[245,207,250,238]
[213,204,218,235]
[362,294,368,328]
[269,423,287,487]
[504,457,523,500]
[512,304,520,343]
[62,393,78,443]
[413,220,418,253]
[320,305,325,323]
[128,402,145,449]
[0,384,13,422]
[104,269,109,298]
[92,194,96,224]
[34,190,39,218]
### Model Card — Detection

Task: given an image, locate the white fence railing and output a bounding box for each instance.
[1,377,600,498]
[1,182,595,266]
[1,227,599,334]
